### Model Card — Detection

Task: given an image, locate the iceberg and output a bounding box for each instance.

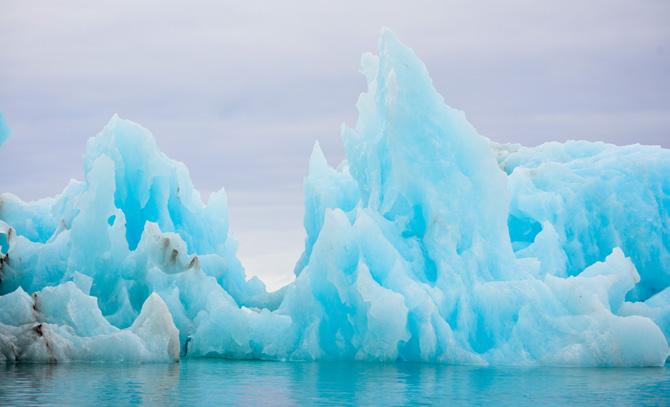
[0,285,179,362]
[0,30,668,366]
[0,113,10,147]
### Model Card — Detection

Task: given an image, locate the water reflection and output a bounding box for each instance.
[1,361,668,406]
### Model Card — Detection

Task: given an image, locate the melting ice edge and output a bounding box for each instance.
[1,30,669,366]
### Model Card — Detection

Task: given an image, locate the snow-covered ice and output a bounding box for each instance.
[0,30,668,366]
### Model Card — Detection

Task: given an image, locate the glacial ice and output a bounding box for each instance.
[0,113,10,147]
[0,285,179,362]
[0,30,669,366]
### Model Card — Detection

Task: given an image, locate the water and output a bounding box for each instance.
[0,360,668,406]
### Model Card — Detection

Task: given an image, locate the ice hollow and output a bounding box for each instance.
[0,30,668,366]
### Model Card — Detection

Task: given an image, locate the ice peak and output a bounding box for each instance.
[308,141,329,175]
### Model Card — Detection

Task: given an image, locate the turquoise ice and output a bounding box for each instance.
[1,30,668,366]
[0,114,10,147]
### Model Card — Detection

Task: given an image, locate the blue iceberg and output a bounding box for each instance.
[0,113,10,147]
[1,30,669,366]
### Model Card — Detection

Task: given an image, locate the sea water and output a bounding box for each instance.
[1,361,668,406]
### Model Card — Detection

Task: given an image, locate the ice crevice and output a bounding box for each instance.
[0,29,669,366]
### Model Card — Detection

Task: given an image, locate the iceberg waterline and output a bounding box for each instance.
[1,31,669,366]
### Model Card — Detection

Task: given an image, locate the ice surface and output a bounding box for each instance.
[0,30,668,366]
[0,113,10,147]
[0,285,179,362]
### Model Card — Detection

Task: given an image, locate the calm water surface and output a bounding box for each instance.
[0,360,668,406]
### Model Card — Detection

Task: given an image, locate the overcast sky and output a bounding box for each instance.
[1,0,668,289]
